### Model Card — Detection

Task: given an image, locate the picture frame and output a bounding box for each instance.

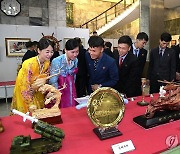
[5,38,31,57]
[63,38,85,48]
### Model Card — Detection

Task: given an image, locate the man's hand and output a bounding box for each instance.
[146,79,150,86]
[91,84,101,91]
[176,72,180,81]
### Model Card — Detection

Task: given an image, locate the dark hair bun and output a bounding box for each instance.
[65,39,79,50]
[38,38,53,50]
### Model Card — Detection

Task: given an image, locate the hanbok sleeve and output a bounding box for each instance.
[49,58,59,88]
[19,63,35,107]
[74,58,78,74]
[73,59,78,81]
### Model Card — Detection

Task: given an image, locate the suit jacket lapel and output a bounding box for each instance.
[164,48,170,58]
[139,49,143,58]
[122,54,129,67]
[129,47,133,55]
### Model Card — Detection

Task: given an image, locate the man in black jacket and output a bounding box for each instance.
[172,36,180,81]
[148,32,176,94]
[131,32,148,75]
[130,32,149,96]
[75,37,88,97]
[114,35,139,98]
[104,41,114,58]
[22,41,38,63]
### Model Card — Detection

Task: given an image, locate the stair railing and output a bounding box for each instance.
[80,0,137,33]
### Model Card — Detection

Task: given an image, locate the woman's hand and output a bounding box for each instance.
[31,78,46,90]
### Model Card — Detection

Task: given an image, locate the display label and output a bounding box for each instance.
[112,140,135,154]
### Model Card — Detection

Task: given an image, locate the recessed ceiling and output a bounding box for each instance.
[96,0,180,8]
[95,0,120,2]
[164,0,180,8]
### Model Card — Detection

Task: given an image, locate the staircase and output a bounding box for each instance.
[80,0,139,35]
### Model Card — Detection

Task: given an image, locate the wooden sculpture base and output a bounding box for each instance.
[39,115,63,125]
[93,127,122,140]
[133,110,180,129]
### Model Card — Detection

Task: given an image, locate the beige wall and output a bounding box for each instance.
[164,7,180,20]
[164,7,180,35]
[101,18,139,40]
[67,0,115,27]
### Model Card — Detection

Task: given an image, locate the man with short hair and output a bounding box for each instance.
[172,36,180,81]
[74,37,87,97]
[92,31,98,36]
[22,41,38,63]
[86,36,119,94]
[148,32,176,94]
[104,41,114,58]
[131,32,149,75]
[130,32,149,96]
[114,35,139,97]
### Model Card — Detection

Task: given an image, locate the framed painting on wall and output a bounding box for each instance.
[5,38,31,57]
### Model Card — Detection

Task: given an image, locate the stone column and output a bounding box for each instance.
[139,0,150,51]
[149,0,164,49]
[139,0,150,77]
[48,0,66,27]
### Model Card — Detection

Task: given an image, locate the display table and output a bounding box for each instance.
[0,95,179,154]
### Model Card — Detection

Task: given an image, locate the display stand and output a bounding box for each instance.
[133,110,180,129]
[137,78,149,106]
[40,115,63,125]
[93,127,122,140]
[32,115,63,128]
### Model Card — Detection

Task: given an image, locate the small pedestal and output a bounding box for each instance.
[137,100,149,106]
[93,127,122,140]
[137,78,149,106]
[133,110,180,129]
[32,115,63,128]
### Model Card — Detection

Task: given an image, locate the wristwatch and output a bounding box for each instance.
[1,0,21,16]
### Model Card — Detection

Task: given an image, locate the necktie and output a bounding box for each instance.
[94,59,98,71]
[159,49,163,58]
[119,57,123,67]
[135,49,138,57]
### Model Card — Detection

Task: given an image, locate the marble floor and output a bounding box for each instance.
[0,98,11,117]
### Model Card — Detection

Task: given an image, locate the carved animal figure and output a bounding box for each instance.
[145,83,180,118]
[29,72,66,119]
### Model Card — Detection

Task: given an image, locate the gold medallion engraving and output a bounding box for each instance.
[87,87,125,128]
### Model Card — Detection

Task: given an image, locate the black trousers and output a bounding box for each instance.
[150,77,164,94]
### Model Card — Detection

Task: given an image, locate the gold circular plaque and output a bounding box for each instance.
[87,87,125,128]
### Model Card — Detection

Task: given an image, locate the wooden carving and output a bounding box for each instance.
[145,82,180,118]
[29,72,66,119]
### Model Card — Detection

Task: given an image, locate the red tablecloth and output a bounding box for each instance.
[0,95,180,154]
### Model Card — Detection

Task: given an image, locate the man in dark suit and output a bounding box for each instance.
[114,35,139,98]
[104,41,114,58]
[22,41,39,63]
[148,32,176,94]
[172,36,180,81]
[130,32,149,96]
[86,36,119,94]
[75,37,88,97]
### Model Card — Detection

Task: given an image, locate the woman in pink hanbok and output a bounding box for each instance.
[49,39,79,108]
